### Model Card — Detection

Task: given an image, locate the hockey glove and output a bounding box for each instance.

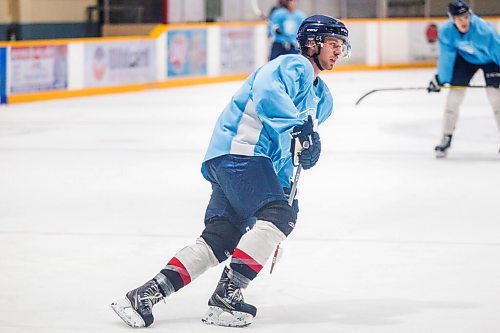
[427,74,443,93]
[299,132,321,169]
[290,116,321,170]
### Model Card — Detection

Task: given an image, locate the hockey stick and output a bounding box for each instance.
[270,163,303,274]
[250,0,265,20]
[287,164,302,206]
[355,85,488,106]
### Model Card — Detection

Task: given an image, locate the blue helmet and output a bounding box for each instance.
[448,1,470,17]
[297,15,350,58]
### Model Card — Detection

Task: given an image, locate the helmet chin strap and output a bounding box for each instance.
[312,53,324,71]
[309,44,324,71]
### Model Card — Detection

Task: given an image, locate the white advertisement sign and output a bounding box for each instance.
[409,22,440,62]
[220,27,255,75]
[84,40,156,87]
[10,45,68,94]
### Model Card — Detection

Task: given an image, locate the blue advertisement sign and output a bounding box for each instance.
[167,29,207,77]
[0,47,6,104]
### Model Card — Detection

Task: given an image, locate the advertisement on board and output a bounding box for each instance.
[220,27,255,75]
[10,45,68,94]
[167,29,207,77]
[84,40,156,87]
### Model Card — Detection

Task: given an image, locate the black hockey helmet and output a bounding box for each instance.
[448,0,470,17]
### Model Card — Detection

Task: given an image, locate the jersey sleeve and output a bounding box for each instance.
[268,9,284,38]
[252,56,314,135]
[484,21,500,65]
[315,79,333,125]
[437,24,457,84]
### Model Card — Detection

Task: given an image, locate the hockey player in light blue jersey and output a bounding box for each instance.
[428,0,500,158]
[268,0,306,60]
[111,15,350,328]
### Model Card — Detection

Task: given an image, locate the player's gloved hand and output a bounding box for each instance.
[273,24,282,35]
[290,116,321,170]
[298,132,320,169]
[427,74,442,93]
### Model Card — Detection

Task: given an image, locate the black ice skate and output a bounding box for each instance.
[435,134,453,158]
[111,279,164,328]
[202,267,257,327]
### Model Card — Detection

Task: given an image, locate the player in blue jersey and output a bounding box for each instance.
[268,0,306,60]
[267,0,287,20]
[111,15,350,328]
[428,0,500,158]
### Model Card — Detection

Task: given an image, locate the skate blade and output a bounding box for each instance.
[202,306,253,327]
[111,297,146,328]
[435,150,447,159]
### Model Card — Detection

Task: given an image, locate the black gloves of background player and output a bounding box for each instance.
[427,74,442,93]
[290,116,321,170]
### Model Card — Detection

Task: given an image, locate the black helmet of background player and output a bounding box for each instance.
[448,0,470,18]
[448,0,471,33]
[297,15,350,70]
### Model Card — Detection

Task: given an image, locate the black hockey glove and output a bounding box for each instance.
[427,74,442,93]
[290,116,321,170]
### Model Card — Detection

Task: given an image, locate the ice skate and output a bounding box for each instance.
[202,267,257,327]
[111,279,164,328]
[435,134,453,158]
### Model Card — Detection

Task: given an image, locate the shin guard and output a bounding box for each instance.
[160,237,219,291]
[230,220,286,280]
[443,88,466,135]
[486,87,500,131]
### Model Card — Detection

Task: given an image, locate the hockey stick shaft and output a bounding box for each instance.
[270,164,302,274]
[250,0,265,19]
[288,164,302,206]
[355,84,489,106]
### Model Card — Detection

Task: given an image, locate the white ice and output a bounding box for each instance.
[1,68,499,333]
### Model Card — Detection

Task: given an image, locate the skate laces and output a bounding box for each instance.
[225,282,244,303]
[138,281,164,309]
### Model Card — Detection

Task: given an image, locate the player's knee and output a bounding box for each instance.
[201,217,243,263]
[255,200,296,236]
[446,89,466,111]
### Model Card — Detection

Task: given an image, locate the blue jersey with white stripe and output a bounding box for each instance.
[201,54,333,187]
[437,14,500,84]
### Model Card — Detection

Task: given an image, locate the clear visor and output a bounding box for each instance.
[322,35,351,59]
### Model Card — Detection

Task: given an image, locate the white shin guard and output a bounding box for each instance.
[486,87,500,132]
[443,88,466,135]
[233,220,286,268]
[171,237,219,282]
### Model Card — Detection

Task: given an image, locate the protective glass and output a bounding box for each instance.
[322,36,351,58]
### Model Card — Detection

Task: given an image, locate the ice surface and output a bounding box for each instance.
[1,68,499,333]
